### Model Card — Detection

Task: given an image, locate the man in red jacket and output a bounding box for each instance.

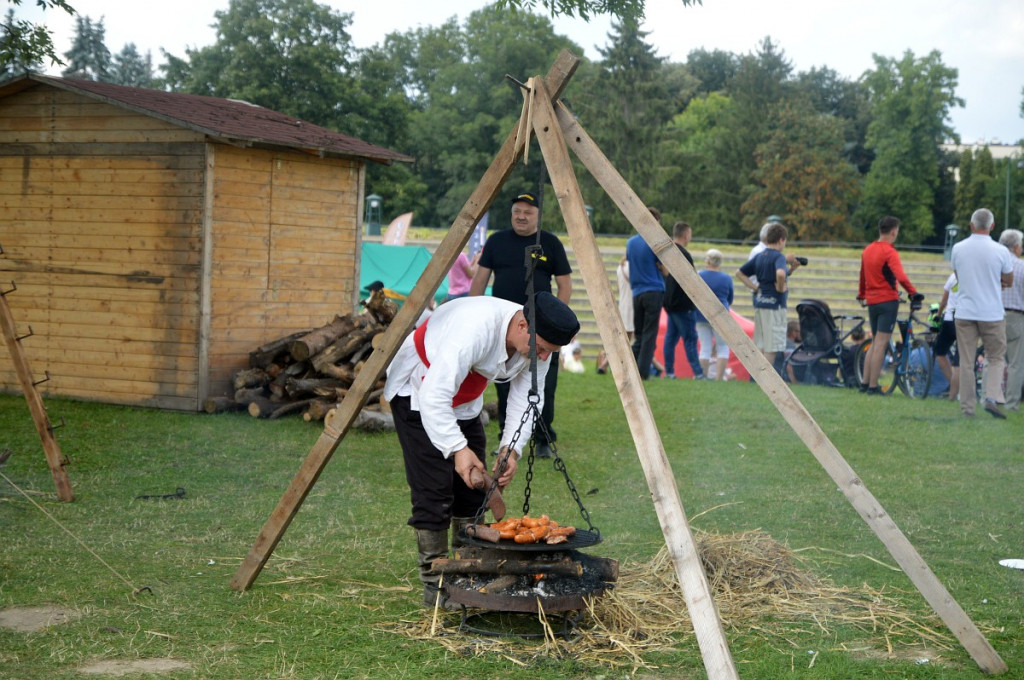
[858,216,921,394]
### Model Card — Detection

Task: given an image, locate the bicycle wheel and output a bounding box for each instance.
[902,337,933,398]
[877,342,898,394]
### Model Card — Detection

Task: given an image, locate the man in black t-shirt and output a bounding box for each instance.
[470,192,572,458]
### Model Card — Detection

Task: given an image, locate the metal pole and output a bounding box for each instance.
[1006,158,1011,230]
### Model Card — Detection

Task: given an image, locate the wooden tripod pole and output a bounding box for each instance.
[229,51,581,591]
[0,286,73,501]
[552,102,1006,675]
[530,81,739,680]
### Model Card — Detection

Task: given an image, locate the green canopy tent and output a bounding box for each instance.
[360,243,448,306]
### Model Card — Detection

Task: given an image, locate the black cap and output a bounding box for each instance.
[367,280,384,292]
[511,192,539,208]
[524,291,579,347]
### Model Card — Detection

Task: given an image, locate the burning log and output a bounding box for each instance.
[431,554,618,582]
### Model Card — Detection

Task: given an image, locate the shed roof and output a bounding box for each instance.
[0,73,413,165]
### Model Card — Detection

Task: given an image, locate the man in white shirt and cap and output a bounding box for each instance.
[384,291,579,606]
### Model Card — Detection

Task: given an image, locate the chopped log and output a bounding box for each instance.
[249,329,309,369]
[233,368,269,390]
[268,379,286,401]
[288,314,361,362]
[247,395,279,418]
[302,399,336,422]
[311,327,380,372]
[234,386,268,405]
[349,340,374,365]
[319,363,356,383]
[366,387,384,403]
[378,394,391,414]
[283,360,312,377]
[203,396,244,414]
[268,398,317,420]
[352,409,394,432]
[266,363,284,380]
[285,377,348,399]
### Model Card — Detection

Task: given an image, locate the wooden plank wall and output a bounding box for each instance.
[0,85,205,410]
[204,146,360,398]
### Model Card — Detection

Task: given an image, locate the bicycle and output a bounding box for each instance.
[855,294,933,397]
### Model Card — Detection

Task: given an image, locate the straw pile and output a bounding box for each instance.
[387,529,955,672]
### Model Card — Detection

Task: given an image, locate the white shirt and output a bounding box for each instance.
[384,296,548,457]
[942,273,958,321]
[951,233,1014,322]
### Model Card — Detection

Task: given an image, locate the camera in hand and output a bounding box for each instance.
[795,256,808,266]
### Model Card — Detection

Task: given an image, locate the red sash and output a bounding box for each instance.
[413,320,489,407]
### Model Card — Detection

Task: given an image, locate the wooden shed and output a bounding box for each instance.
[0,73,412,411]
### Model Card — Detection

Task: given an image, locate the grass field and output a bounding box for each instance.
[1,370,1022,679]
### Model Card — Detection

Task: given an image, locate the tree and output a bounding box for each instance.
[794,66,873,173]
[857,50,963,243]
[685,48,737,96]
[110,43,154,87]
[574,16,672,232]
[712,37,795,239]
[495,0,698,22]
[742,101,861,242]
[162,0,359,133]
[660,91,736,238]
[0,0,74,72]
[388,5,580,227]
[62,15,112,80]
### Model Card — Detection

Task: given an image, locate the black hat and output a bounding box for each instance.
[511,192,539,208]
[524,291,579,347]
[367,280,384,292]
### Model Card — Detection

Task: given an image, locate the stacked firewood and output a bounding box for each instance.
[205,290,398,423]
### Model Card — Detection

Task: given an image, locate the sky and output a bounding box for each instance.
[16,0,1024,145]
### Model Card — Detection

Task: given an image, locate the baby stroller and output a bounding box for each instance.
[783,299,865,387]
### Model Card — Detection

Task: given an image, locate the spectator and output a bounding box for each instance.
[737,222,801,374]
[857,216,919,395]
[695,248,734,381]
[616,256,634,342]
[950,208,1014,418]
[662,221,704,379]
[470,192,573,456]
[784,320,805,383]
[445,249,479,303]
[626,207,666,380]
[998,229,1024,411]
[932,273,960,401]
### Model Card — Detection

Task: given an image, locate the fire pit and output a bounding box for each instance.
[431,530,618,637]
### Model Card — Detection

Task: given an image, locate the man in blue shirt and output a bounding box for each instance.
[736,222,801,373]
[626,207,666,379]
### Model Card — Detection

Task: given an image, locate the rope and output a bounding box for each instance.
[0,469,142,594]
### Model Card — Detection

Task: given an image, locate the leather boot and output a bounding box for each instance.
[414,528,451,608]
[450,516,474,550]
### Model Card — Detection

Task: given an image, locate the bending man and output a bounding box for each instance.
[384,292,579,606]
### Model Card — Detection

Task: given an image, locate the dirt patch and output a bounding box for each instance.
[0,605,76,632]
[79,659,192,676]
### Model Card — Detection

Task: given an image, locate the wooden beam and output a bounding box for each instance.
[553,101,1007,676]
[229,50,582,592]
[0,287,73,501]
[530,81,739,680]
